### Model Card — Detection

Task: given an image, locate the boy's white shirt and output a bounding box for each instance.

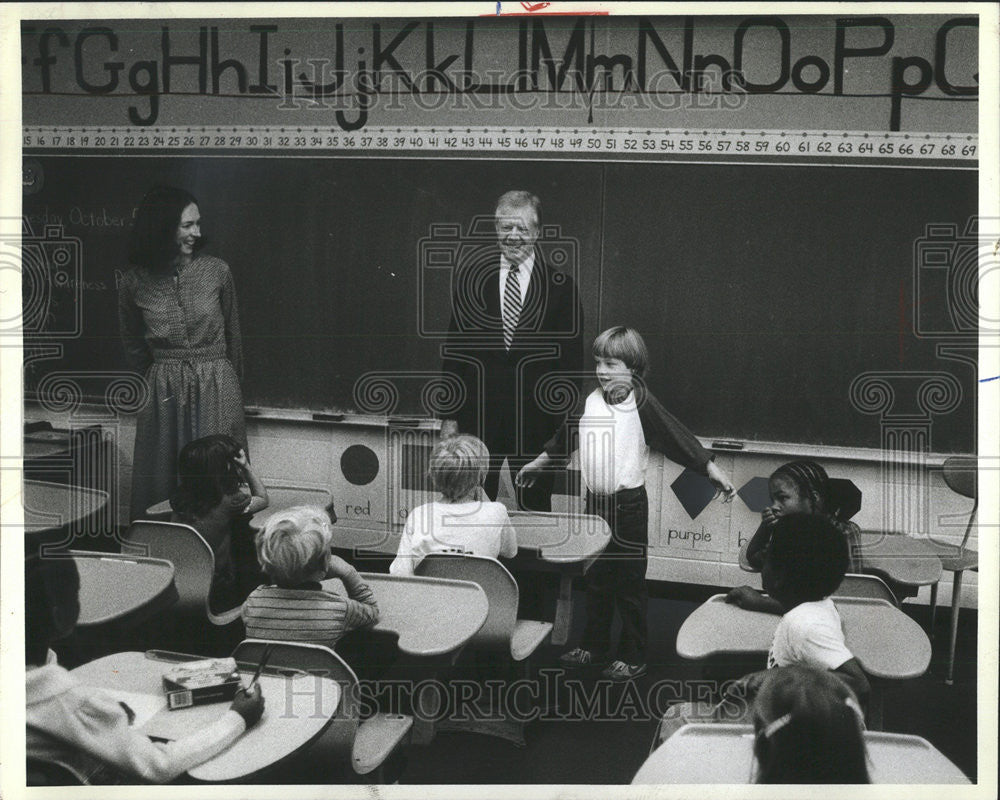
[578,388,648,495]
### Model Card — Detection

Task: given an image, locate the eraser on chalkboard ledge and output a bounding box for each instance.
[312,412,345,422]
[711,440,744,451]
[24,420,54,434]
[388,416,425,426]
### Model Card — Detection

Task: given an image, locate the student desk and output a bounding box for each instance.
[23,480,109,546]
[324,511,612,646]
[505,511,612,645]
[249,486,334,528]
[859,531,943,589]
[676,595,932,729]
[146,485,333,523]
[23,437,70,460]
[322,573,488,658]
[632,723,970,784]
[72,552,179,631]
[71,651,341,782]
[324,572,488,744]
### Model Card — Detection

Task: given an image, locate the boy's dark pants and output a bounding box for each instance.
[580,485,649,665]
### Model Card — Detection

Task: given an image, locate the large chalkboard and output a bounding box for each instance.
[22,155,975,451]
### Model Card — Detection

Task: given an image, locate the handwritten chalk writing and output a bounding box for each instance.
[21,16,978,130]
[68,206,133,228]
[57,278,108,291]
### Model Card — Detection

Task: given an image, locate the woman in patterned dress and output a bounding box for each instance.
[119,186,247,520]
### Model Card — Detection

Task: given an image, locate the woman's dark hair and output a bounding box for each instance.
[753,666,870,783]
[128,185,205,271]
[170,434,242,517]
[765,513,850,602]
[25,555,81,665]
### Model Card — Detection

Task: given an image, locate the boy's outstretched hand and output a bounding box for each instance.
[706,461,735,502]
[515,453,551,489]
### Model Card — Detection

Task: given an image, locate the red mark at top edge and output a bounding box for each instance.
[487,2,610,15]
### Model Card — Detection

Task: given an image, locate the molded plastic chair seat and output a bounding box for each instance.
[835,573,900,606]
[232,639,411,782]
[928,545,978,573]
[121,520,242,626]
[351,714,413,776]
[511,619,554,662]
[415,553,553,661]
[415,553,552,745]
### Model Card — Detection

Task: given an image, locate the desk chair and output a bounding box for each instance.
[835,574,899,606]
[26,757,88,786]
[928,456,978,685]
[416,554,553,665]
[232,639,412,783]
[121,520,243,627]
[415,553,552,745]
[635,723,970,784]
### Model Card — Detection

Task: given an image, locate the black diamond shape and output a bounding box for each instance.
[671,468,717,520]
[738,476,772,513]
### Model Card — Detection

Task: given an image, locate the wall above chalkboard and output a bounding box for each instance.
[21,155,976,452]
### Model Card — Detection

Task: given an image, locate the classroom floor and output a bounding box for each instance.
[258,582,979,786]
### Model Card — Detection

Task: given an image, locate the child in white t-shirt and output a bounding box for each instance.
[657,513,870,745]
[518,326,734,681]
[390,435,517,576]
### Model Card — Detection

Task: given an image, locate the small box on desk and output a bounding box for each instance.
[162,658,241,710]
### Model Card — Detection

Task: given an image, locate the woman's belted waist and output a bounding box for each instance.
[151,344,228,363]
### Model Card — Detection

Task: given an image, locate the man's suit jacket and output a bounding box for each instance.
[442,246,584,454]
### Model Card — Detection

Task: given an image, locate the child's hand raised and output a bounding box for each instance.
[761,507,778,526]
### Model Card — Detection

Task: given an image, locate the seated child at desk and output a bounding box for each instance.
[751,666,870,784]
[518,326,734,681]
[25,554,264,784]
[740,459,863,576]
[658,514,869,744]
[242,505,379,650]
[390,434,517,576]
[170,434,269,612]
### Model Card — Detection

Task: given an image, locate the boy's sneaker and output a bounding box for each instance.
[602,660,647,681]
[559,648,599,668]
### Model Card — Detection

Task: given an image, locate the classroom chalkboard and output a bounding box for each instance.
[21,155,975,452]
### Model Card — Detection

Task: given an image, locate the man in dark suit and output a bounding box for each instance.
[440,190,584,511]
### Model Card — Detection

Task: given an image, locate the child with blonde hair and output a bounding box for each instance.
[242,505,378,648]
[390,434,517,576]
[519,326,734,681]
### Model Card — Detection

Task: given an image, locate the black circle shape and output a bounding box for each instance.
[341,445,380,486]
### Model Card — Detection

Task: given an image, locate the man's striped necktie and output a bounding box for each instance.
[502,263,522,350]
